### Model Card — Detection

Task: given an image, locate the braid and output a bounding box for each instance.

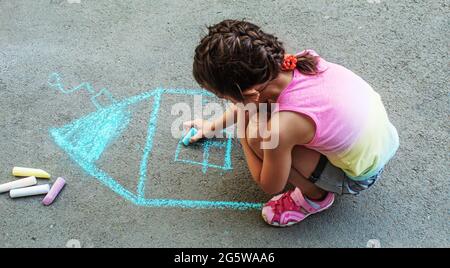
[193,20,288,101]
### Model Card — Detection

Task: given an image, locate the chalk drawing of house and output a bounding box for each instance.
[48,73,261,210]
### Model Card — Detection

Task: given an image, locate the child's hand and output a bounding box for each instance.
[182,119,215,144]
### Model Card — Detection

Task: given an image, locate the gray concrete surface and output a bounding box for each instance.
[0,0,448,248]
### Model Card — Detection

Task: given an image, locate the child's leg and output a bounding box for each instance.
[245,120,327,200]
[288,146,328,200]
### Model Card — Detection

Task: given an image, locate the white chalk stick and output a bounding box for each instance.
[0,176,37,193]
[10,184,50,198]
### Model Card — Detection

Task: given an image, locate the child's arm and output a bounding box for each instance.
[239,135,264,184]
[211,103,239,132]
[242,112,315,194]
[183,103,239,143]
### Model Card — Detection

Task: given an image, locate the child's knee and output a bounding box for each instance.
[246,118,260,138]
[246,120,262,148]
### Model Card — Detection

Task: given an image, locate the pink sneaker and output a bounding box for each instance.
[262,188,335,227]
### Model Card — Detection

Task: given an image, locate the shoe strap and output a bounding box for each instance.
[291,188,317,213]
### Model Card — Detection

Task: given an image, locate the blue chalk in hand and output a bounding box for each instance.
[182,128,198,146]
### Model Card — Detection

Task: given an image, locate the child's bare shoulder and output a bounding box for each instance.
[270,111,316,145]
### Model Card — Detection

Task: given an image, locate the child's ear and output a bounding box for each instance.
[242,88,260,103]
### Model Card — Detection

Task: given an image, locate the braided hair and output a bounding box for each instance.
[193,19,319,101]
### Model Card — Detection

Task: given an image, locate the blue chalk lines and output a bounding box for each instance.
[48,73,262,210]
[51,105,132,163]
[174,136,233,174]
[137,90,162,198]
[48,73,116,109]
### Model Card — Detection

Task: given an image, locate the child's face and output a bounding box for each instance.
[214,82,271,105]
[203,81,270,105]
[240,81,271,105]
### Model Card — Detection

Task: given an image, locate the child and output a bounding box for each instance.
[184,19,399,227]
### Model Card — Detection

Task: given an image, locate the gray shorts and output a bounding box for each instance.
[309,155,383,195]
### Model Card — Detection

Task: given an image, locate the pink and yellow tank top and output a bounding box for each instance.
[275,50,399,181]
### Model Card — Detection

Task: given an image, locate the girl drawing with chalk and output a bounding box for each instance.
[184,20,399,227]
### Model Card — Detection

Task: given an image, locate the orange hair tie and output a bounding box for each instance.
[281,54,298,71]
